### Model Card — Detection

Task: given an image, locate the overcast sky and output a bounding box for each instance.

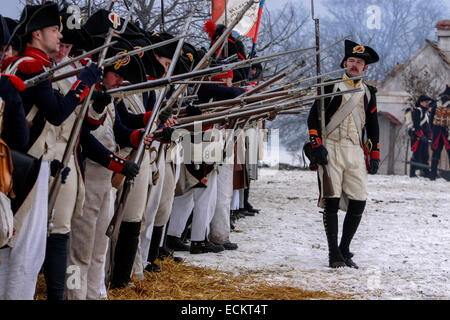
[0,0,328,20]
[1,0,448,24]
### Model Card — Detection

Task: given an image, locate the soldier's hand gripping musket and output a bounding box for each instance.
[48,0,138,220]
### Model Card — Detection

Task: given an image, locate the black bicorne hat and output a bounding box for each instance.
[59,11,94,52]
[17,1,60,37]
[207,22,247,62]
[146,31,178,60]
[84,9,145,40]
[84,9,121,35]
[4,17,20,50]
[340,40,379,68]
[127,37,166,79]
[92,35,146,84]
[0,15,10,47]
[249,62,263,81]
[175,42,201,75]
[439,85,450,104]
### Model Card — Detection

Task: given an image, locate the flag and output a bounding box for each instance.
[211,0,261,38]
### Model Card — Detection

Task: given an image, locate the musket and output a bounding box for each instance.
[246,34,350,97]
[105,9,195,240]
[48,0,137,223]
[265,67,347,93]
[311,0,334,198]
[105,45,317,96]
[178,74,364,115]
[50,36,185,83]
[162,1,266,112]
[23,41,118,88]
[156,87,363,136]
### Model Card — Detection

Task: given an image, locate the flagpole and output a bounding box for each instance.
[247,0,265,81]
[224,0,229,57]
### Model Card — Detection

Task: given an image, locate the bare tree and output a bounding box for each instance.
[319,0,444,83]
[402,68,443,105]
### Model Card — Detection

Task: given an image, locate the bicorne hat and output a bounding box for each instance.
[340,40,379,68]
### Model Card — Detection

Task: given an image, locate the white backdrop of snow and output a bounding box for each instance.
[175,168,450,300]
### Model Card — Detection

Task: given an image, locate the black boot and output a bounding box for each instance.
[166,235,190,251]
[190,240,225,254]
[145,226,164,273]
[409,162,417,177]
[429,157,439,180]
[158,245,184,263]
[110,221,141,289]
[339,200,366,269]
[244,186,260,213]
[323,198,346,268]
[43,233,70,300]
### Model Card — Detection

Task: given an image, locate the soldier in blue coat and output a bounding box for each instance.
[0,2,102,300]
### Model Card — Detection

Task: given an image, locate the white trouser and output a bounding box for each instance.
[239,189,245,208]
[209,164,233,244]
[99,189,116,299]
[66,160,112,300]
[167,171,218,242]
[0,161,49,300]
[140,150,166,265]
[318,139,368,201]
[49,155,77,234]
[231,190,240,210]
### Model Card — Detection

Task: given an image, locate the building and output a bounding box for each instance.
[376,20,450,175]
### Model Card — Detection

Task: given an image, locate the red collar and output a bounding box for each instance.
[21,46,52,67]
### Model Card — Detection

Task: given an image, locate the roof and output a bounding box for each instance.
[425,39,450,66]
[384,39,450,83]
[379,111,402,125]
[435,20,450,30]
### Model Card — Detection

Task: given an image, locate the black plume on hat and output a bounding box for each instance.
[340,39,379,68]
[17,1,60,37]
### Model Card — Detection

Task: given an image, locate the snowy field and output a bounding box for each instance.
[175,168,450,300]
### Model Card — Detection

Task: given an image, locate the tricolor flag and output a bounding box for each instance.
[211,0,263,38]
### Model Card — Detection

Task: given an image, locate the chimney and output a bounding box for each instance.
[436,20,450,59]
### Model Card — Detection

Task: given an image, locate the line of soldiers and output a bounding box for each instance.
[0,2,265,300]
[406,87,450,180]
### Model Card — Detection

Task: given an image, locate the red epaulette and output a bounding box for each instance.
[1,56,19,72]
[17,58,44,74]
[1,74,26,92]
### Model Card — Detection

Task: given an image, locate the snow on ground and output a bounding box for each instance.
[175,168,450,300]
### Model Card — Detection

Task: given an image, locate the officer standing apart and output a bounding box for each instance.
[307,40,380,269]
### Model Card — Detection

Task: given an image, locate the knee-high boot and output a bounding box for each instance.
[429,156,439,180]
[43,232,70,300]
[339,200,366,268]
[323,198,346,268]
[145,226,164,273]
[110,221,141,289]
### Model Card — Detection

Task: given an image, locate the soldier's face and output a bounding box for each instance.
[344,57,368,77]
[51,43,73,63]
[103,71,123,89]
[155,54,171,77]
[0,45,13,59]
[34,25,62,55]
